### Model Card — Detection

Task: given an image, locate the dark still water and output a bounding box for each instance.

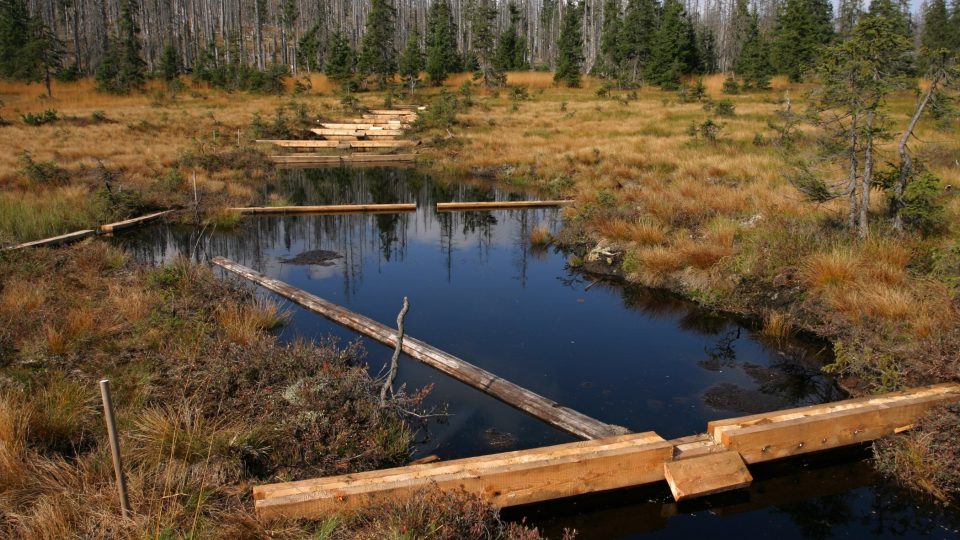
[119,167,960,539]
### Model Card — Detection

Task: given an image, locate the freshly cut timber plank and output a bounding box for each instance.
[368,109,418,116]
[349,140,419,148]
[3,229,95,250]
[320,123,410,130]
[361,129,404,137]
[100,210,174,233]
[210,257,627,441]
[268,154,417,164]
[257,140,341,148]
[255,432,649,501]
[663,450,752,501]
[436,200,575,211]
[345,117,404,124]
[310,128,405,138]
[708,383,960,464]
[310,128,363,137]
[254,432,672,519]
[229,204,416,215]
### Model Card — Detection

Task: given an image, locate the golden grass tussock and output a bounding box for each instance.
[215,297,290,345]
[762,311,794,341]
[801,248,861,288]
[529,225,551,246]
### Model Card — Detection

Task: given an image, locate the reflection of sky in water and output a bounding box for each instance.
[119,167,959,539]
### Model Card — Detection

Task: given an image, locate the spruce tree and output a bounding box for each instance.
[555,0,584,87]
[619,0,659,82]
[21,14,62,97]
[770,0,835,82]
[358,0,397,88]
[868,0,912,42]
[836,0,862,39]
[158,41,179,81]
[471,0,503,87]
[0,0,30,80]
[399,30,424,90]
[696,27,718,74]
[494,2,528,73]
[598,0,622,78]
[297,22,323,73]
[325,31,356,85]
[426,0,459,85]
[920,0,955,60]
[117,0,146,90]
[96,0,146,94]
[644,0,698,89]
[735,10,772,89]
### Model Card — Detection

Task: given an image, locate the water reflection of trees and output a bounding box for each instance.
[121,167,559,297]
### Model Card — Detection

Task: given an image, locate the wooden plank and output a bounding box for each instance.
[229,204,416,215]
[368,109,418,116]
[255,432,648,501]
[436,200,575,211]
[320,123,410,130]
[268,154,417,164]
[254,432,672,519]
[349,140,419,148]
[257,140,341,148]
[344,118,404,124]
[210,257,627,441]
[310,128,405,138]
[100,210,174,233]
[708,383,960,464]
[663,450,752,501]
[3,229,96,250]
[310,128,363,137]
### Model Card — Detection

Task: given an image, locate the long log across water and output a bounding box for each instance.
[210,257,627,440]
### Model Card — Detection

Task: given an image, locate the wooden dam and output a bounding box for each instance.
[209,254,960,521]
[259,106,423,166]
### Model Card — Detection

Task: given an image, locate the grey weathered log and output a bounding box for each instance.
[211,257,626,440]
[381,297,409,405]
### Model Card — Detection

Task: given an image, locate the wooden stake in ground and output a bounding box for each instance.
[381,297,409,405]
[99,379,132,518]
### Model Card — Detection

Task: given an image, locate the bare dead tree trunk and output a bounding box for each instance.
[380,296,409,406]
[860,108,876,240]
[893,71,945,232]
[847,113,859,231]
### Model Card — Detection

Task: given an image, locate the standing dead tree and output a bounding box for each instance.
[380,296,409,405]
[892,51,958,232]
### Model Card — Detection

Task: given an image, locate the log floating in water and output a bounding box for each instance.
[249,382,960,519]
[209,257,627,441]
[229,203,416,215]
[436,200,575,211]
[3,229,96,251]
[100,210,174,233]
[253,432,672,519]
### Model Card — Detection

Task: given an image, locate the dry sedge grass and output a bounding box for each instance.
[0,242,548,538]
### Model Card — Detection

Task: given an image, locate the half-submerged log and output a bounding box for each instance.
[210,257,626,441]
[3,229,96,250]
[229,204,416,215]
[436,200,575,211]
[100,210,174,233]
